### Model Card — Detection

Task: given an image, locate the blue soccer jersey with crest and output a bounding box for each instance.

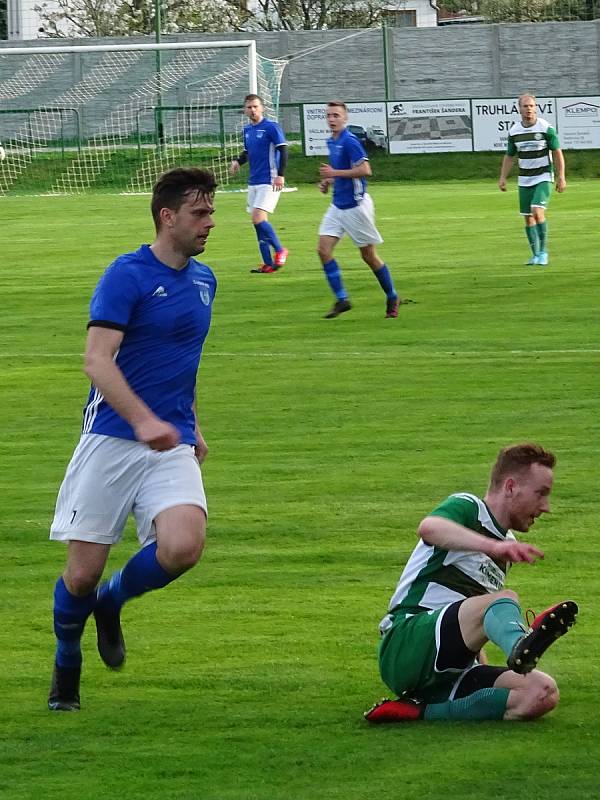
[327,128,368,210]
[83,245,217,445]
[243,119,287,185]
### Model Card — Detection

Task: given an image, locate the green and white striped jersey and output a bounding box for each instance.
[386,493,515,616]
[506,117,560,187]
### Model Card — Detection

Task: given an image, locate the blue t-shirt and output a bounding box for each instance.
[82,245,217,445]
[327,128,368,210]
[243,118,287,185]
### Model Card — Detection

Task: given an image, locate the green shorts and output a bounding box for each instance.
[519,181,552,216]
[378,603,477,703]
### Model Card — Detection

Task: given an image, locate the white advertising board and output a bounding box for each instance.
[556,96,600,149]
[472,97,556,152]
[302,103,388,156]
[387,99,472,153]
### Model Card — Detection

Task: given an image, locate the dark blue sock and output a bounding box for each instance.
[323,259,348,300]
[97,541,176,612]
[373,264,397,299]
[254,224,273,265]
[256,220,282,252]
[53,576,96,668]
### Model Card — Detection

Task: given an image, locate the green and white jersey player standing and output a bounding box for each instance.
[498,94,566,267]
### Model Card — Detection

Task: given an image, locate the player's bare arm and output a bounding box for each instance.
[498,155,514,191]
[418,515,544,564]
[554,148,567,192]
[84,326,180,451]
[319,160,371,180]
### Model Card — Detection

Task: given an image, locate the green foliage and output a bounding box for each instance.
[1,181,599,798]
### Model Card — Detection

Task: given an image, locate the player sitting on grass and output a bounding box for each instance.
[365,443,578,723]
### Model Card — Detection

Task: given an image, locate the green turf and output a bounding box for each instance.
[1,181,599,799]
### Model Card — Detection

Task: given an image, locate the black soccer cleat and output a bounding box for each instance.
[48,663,81,711]
[508,600,578,675]
[94,601,126,670]
[324,298,352,319]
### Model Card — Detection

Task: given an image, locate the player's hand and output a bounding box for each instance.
[229,160,239,175]
[319,163,335,179]
[319,179,330,194]
[273,176,284,192]
[134,418,180,451]
[491,539,544,564]
[556,176,566,193]
[194,431,208,464]
[498,177,507,192]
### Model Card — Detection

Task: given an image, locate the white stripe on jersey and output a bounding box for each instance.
[82,386,104,433]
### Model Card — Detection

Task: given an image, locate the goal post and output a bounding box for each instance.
[0,39,287,195]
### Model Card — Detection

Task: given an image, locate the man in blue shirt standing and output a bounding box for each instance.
[318,101,400,319]
[230,94,289,274]
[48,167,218,711]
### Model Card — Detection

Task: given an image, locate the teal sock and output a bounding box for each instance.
[536,221,547,252]
[483,597,527,658]
[424,688,510,721]
[525,226,539,255]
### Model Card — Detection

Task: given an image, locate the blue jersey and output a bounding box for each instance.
[327,128,368,210]
[243,118,286,185]
[83,245,217,445]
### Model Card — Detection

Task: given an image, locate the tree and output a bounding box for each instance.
[35,0,386,36]
[35,0,249,37]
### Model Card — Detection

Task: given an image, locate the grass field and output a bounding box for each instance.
[1,180,599,799]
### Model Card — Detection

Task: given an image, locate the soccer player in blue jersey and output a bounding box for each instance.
[229,94,289,274]
[318,101,400,319]
[48,167,218,711]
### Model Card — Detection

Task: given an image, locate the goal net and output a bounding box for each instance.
[0,41,287,195]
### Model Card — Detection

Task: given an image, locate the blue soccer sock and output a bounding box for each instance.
[53,576,96,668]
[323,259,348,300]
[256,220,282,252]
[483,597,527,658]
[423,688,510,721]
[373,264,397,299]
[254,224,273,265]
[536,221,548,252]
[525,225,540,255]
[97,542,176,613]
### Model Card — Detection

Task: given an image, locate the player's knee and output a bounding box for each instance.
[494,588,519,605]
[515,675,559,720]
[64,565,103,596]
[159,530,205,574]
[317,244,331,263]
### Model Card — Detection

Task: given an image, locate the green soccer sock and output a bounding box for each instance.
[525,225,540,255]
[483,597,527,657]
[536,221,548,252]
[423,688,510,721]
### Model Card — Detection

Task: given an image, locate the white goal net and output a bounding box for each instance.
[0,40,287,195]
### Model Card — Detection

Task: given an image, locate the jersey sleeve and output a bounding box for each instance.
[89,260,141,330]
[347,136,368,166]
[270,121,287,147]
[506,135,517,156]
[546,126,560,150]
[429,495,479,528]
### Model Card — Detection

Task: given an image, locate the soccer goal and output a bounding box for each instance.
[0,40,287,195]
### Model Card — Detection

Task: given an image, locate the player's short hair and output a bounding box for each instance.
[327,100,348,112]
[244,93,263,105]
[489,443,556,489]
[151,167,217,230]
[518,93,536,107]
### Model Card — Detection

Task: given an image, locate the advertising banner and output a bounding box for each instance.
[556,96,600,149]
[472,97,556,152]
[302,103,388,156]
[386,99,472,153]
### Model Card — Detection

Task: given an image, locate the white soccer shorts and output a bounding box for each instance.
[247,183,281,214]
[318,193,383,247]
[50,434,207,546]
